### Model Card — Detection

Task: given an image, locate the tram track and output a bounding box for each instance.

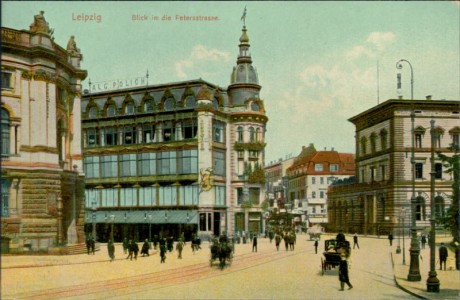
[10,248,301,299]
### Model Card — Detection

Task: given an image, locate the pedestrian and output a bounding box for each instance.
[439,242,448,270]
[252,234,258,252]
[132,240,139,260]
[160,243,167,263]
[275,234,281,251]
[176,240,184,259]
[388,233,393,246]
[107,239,115,262]
[85,236,91,255]
[126,239,134,260]
[90,237,95,255]
[167,236,174,252]
[141,239,150,257]
[284,233,289,251]
[338,254,353,291]
[353,233,359,249]
[421,234,427,249]
[314,239,318,254]
[336,231,346,244]
[122,237,129,254]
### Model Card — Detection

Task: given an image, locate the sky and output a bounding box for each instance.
[2,1,459,164]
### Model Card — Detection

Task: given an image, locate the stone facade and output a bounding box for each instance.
[328,98,459,235]
[1,11,87,253]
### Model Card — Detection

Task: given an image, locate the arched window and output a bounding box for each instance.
[88,106,98,118]
[360,136,367,156]
[370,132,377,153]
[449,126,460,148]
[380,129,388,150]
[256,128,261,142]
[107,105,116,117]
[1,108,10,156]
[237,126,243,142]
[144,99,155,112]
[125,102,135,115]
[249,127,255,142]
[185,96,196,109]
[164,98,174,111]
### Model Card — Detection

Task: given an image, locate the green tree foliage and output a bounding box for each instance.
[437,145,460,243]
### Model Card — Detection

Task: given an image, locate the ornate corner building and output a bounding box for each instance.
[1,12,87,253]
[328,98,459,235]
[80,24,268,242]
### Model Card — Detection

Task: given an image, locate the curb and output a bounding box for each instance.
[391,251,427,300]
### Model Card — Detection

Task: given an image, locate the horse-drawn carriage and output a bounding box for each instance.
[321,239,351,275]
[210,238,233,269]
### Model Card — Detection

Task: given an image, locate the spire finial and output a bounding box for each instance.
[241,6,247,27]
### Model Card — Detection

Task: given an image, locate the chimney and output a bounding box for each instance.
[426,95,432,100]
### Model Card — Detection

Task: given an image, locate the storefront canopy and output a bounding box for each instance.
[85,210,198,224]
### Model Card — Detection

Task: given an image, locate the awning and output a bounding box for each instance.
[85,210,198,224]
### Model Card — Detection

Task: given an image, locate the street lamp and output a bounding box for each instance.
[397,59,421,281]
[426,119,440,292]
[91,200,97,242]
[397,208,406,265]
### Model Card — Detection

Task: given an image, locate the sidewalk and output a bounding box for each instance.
[390,235,460,300]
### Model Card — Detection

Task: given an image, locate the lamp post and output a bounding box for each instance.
[91,200,97,242]
[399,208,406,265]
[426,119,440,292]
[397,59,421,281]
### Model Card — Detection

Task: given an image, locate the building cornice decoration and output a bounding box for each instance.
[20,145,58,154]
[234,141,266,151]
[230,114,268,123]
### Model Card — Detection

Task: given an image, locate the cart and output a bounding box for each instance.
[321,239,350,275]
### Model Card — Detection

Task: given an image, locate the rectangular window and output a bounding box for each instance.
[1,180,10,216]
[101,155,118,178]
[415,163,423,179]
[180,185,198,205]
[237,188,244,205]
[200,213,206,231]
[85,189,99,208]
[158,151,177,175]
[380,165,386,181]
[84,156,100,178]
[312,191,316,198]
[320,177,324,184]
[314,164,323,171]
[120,154,137,177]
[213,121,225,143]
[123,126,136,145]
[329,164,339,172]
[213,150,225,176]
[434,135,441,148]
[237,151,244,159]
[249,151,258,159]
[120,188,136,206]
[179,149,198,174]
[182,120,197,139]
[311,177,316,185]
[139,187,156,207]
[159,186,176,206]
[320,191,324,198]
[101,188,118,207]
[1,72,12,89]
[435,163,443,179]
[138,152,156,176]
[370,167,376,182]
[87,128,99,147]
[249,187,259,205]
[453,134,459,148]
[143,124,155,143]
[105,127,118,146]
[415,134,422,148]
[163,124,175,142]
[214,186,226,206]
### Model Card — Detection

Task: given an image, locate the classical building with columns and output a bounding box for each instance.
[1,12,87,253]
[81,24,267,242]
[327,98,459,235]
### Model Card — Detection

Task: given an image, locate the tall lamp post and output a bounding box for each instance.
[396,59,421,281]
[400,208,406,265]
[91,200,97,242]
[426,119,440,292]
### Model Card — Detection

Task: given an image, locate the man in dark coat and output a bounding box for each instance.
[89,237,95,255]
[108,240,115,262]
[252,234,258,252]
[338,254,353,291]
[421,234,427,249]
[132,240,139,260]
[353,234,359,249]
[126,240,134,260]
[141,239,150,257]
[122,238,129,254]
[314,239,319,254]
[275,234,281,251]
[86,237,91,255]
[439,242,448,270]
[160,243,167,263]
[388,233,394,246]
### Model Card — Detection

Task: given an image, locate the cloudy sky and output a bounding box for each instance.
[3,1,459,163]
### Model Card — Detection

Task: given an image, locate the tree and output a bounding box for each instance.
[437,145,460,244]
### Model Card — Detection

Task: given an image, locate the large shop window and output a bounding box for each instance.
[138,152,156,176]
[101,188,119,207]
[1,108,10,156]
[182,120,197,139]
[101,155,118,178]
[179,185,198,205]
[215,186,226,206]
[179,149,198,174]
[120,188,137,206]
[159,186,176,206]
[158,151,177,175]
[120,154,137,177]
[84,156,100,178]
[139,187,157,206]
[1,180,10,217]
[85,189,99,208]
[213,150,225,175]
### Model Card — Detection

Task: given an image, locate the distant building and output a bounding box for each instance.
[328,98,459,235]
[264,156,295,208]
[286,144,355,227]
[1,12,87,253]
[80,24,268,242]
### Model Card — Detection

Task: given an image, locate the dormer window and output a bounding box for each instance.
[88,106,98,118]
[251,102,260,112]
[164,98,174,111]
[185,96,196,109]
[125,102,135,115]
[107,105,116,117]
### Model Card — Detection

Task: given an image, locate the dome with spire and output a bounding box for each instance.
[230,26,259,85]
